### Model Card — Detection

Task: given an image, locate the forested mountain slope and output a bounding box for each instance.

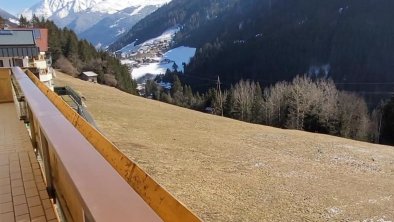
[110,0,394,103]
[108,0,240,50]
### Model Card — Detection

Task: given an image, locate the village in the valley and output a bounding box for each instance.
[117,27,196,94]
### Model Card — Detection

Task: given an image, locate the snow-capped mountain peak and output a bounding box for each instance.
[22,0,171,19]
[20,0,172,48]
[22,0,100,19]
[92,0,171,14]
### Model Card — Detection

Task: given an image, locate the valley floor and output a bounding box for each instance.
[54,72,394,221]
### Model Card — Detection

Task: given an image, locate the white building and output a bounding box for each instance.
[0,28,54,90]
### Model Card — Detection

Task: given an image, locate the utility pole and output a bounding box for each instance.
[377,105,383,144]
[217,76,223,116]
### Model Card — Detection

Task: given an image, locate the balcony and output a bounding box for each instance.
[39,73,52,83]
[0,67,200,222]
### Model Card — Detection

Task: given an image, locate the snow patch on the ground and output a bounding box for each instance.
[116,28,126,36]
[330,154,381,173]
[328,207,341,216]
[128,61,166,80]
[124,46,196,79]
[253,162,265,168]
[8,18,19,25]
[130,5,145,16]
[323,207,343,220]
[164,46,196,70]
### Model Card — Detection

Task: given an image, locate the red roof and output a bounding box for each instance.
[34,29,48,52]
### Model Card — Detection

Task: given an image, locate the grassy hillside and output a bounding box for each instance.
[54,72,394,221]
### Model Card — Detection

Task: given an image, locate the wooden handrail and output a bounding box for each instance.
[16,67,201,222]
[11,67,163,222]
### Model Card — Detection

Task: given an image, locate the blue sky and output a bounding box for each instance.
[0,0,41,16]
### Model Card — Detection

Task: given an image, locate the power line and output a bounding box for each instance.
[352,91,394,95]
[335,82,394,85]
[178,73,394,88]
[179,73,217,82]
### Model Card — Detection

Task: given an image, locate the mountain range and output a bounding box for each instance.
[0,8,18,25]
[21,0,171,47]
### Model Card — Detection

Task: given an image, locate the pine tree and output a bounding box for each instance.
[251,83,263,123]
[172,62,179,72]
[171,75,183,95]
[224,87,235,118]
[380,95,394,145]
[64,30,79,60]
[31,15,40,27]
[19,15,31,28]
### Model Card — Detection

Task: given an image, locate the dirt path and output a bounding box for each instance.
[54,72,394,221]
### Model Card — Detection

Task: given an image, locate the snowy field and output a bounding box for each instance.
[128,46,196,79]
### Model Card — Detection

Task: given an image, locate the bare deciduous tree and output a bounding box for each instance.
[233,80,257,122]
[286,76,317,130]
[337,91,370,141]
[305,79,339,133]
[54,55,79,77]
[263,81,289,127]
[103,74,117,87]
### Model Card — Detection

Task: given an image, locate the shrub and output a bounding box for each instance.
[103,74,117,87]
[54,56,78,77]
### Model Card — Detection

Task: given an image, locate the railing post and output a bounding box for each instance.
[38,128,55,199]
[19,97,28,122]
[27,104,37,148]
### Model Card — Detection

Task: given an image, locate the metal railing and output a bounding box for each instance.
[7,67,200,222]
[54,86,97,128]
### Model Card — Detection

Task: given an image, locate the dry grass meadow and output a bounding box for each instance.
[54,72,394,221]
